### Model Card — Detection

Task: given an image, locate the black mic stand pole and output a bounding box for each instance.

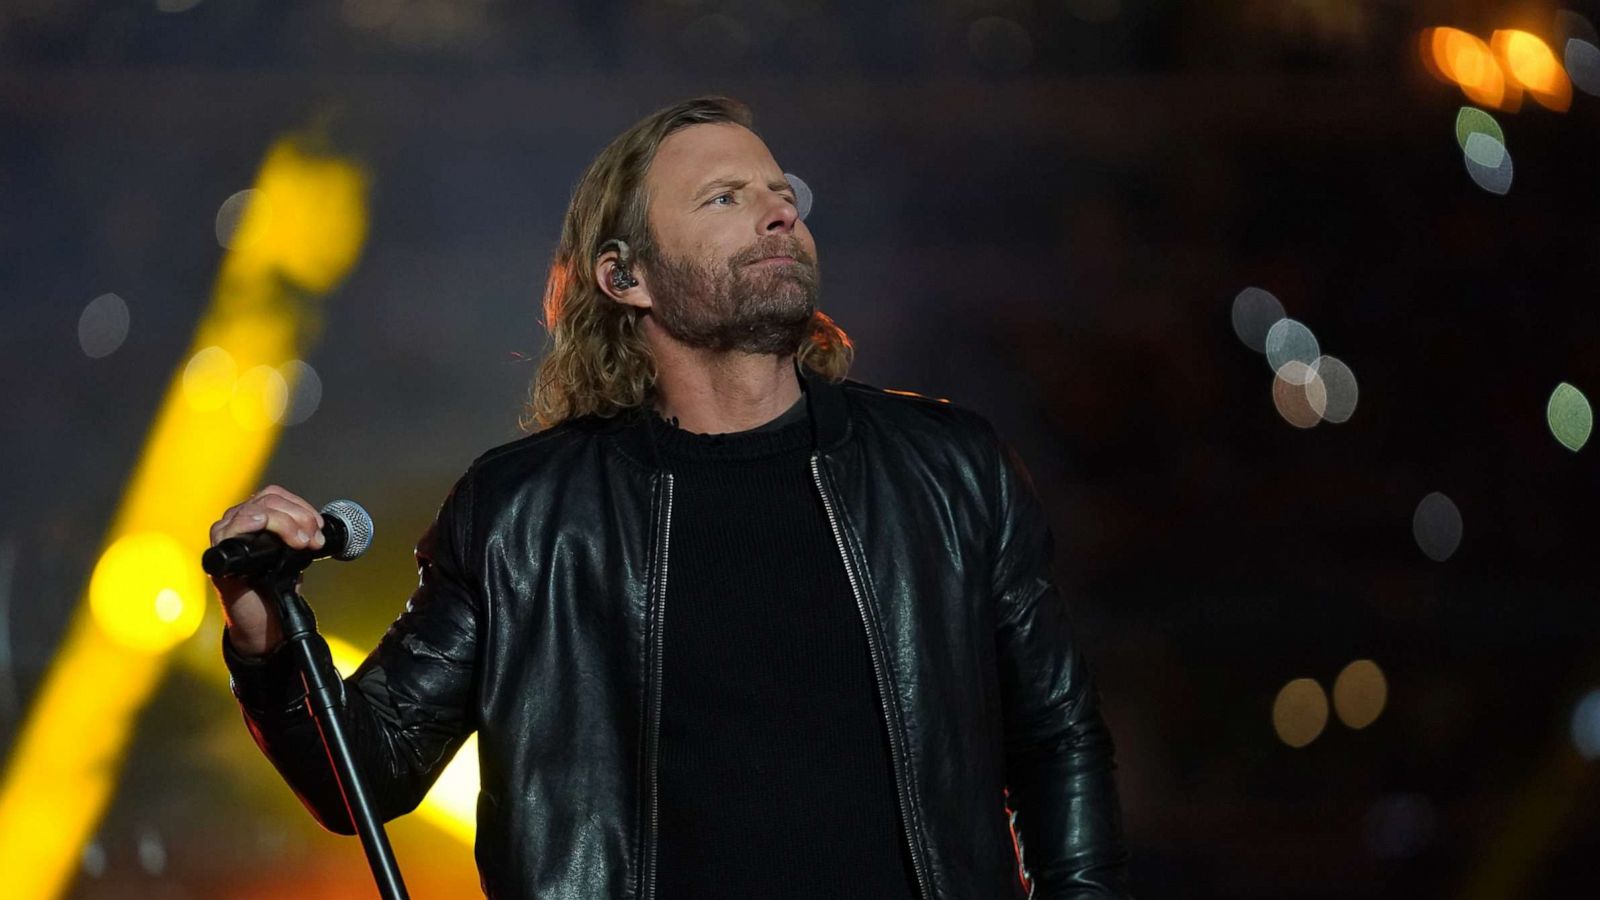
[260,560,410,900]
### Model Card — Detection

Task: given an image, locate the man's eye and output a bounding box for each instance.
[709,193,735,206]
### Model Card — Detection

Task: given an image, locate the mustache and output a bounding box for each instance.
[731,237,816,268]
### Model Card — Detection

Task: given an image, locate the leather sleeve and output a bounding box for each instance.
[988,432,1130,898]
[223,473,480,835]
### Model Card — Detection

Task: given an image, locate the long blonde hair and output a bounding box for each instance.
[525,96,853,432]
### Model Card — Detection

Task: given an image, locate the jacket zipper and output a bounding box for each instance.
[644,472,673,900]
[810,452,934,900]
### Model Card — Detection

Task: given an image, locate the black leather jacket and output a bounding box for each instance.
[226,370,1129,899]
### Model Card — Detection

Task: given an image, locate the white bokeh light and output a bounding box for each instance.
[182,346,237,411]
[784,173,813,221]
[1311,355,1358,424]
[215,189,266,249]
[1264,318,1320,375]
[1412,492,1463,562]
[1461,131,1505,169]
[1463,135,1513,195]
[1231,287,1286,353]
[1272,361,1327,429]
[230,364,289,430]
[77,293,130,359]
[1571,688,1600,760]
[279,359,324,426]
[1566,38,1600,96]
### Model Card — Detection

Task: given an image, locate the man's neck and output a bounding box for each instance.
[649,340,803,435]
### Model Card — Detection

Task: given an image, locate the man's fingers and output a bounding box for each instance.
[209,503,244,545]
[214,495,321,548]
[208,485,327,553]
[254,485,323,529]
[251,495,322,548]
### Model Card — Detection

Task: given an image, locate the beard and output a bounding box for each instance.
[643,234,820,355]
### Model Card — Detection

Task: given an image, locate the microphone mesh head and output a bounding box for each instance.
[320,499,374,561]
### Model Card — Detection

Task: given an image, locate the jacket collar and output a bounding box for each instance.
[609,358,851,471]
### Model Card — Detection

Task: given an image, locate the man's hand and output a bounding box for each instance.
[208,485,326,658]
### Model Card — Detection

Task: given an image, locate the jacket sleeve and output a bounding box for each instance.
[987,431,1130,897]
[222,473,480,834]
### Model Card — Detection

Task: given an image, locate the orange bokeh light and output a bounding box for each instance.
[1492,29,1572,112]
[1421,27,1520,110]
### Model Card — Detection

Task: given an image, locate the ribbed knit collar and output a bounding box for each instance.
[613,360,852,471]
[649,394,813,462]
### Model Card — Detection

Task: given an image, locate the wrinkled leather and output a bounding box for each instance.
[229,371,1129,899]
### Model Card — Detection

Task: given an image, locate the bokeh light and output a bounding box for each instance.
[784,172,814,221]
[153,589,184,624]
[1463,134,1513,195]
[87,532,206,654]
[81,840,106,879]
[77,293,130,359]
[215,189,267,250]
[230,364,290,430]
[1231,286,1285,353]
[1333,659,1387,729]
[1566,39,1600,96]
[136,828,167,875]
[1423,27,1514,109]
[0,132,369,900]
[1310,355,1358,424]
[324,635,479,843]
[278,359,324,426]
[1571,688,1600,760]
[1272,361,1327,429]
[1412,491,1463,562]
[1546,382,1592,451]
[1461,131,1506,169]
[181,345,238,412]
[1492,30,1572,111]
[1264,318,1320,375]
[1553,9,1599,47]
[1454,106,1504,151]
[1273,677,1329,748]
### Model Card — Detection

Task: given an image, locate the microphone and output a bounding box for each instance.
[202,498,374,579]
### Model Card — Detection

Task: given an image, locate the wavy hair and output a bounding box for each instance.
[525,96,853,432]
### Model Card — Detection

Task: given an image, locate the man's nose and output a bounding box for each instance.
[761,192,798,234]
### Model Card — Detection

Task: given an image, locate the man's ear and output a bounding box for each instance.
[595,243,652,311]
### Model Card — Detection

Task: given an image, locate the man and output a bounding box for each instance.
[213,96,1128,899]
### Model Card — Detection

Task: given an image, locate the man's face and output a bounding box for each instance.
[639,123,820,355]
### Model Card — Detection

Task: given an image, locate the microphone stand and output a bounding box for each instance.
[260,562,411,900]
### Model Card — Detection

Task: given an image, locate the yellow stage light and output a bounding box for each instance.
[0,133,367,900]
[88,532,207,655]
[183,345,239,412]
[323,636,480,844]
[231,364,291,430]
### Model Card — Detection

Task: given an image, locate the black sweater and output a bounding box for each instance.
[650,398,918,900]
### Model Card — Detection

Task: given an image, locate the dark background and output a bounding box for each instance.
[3,0,1599,896]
